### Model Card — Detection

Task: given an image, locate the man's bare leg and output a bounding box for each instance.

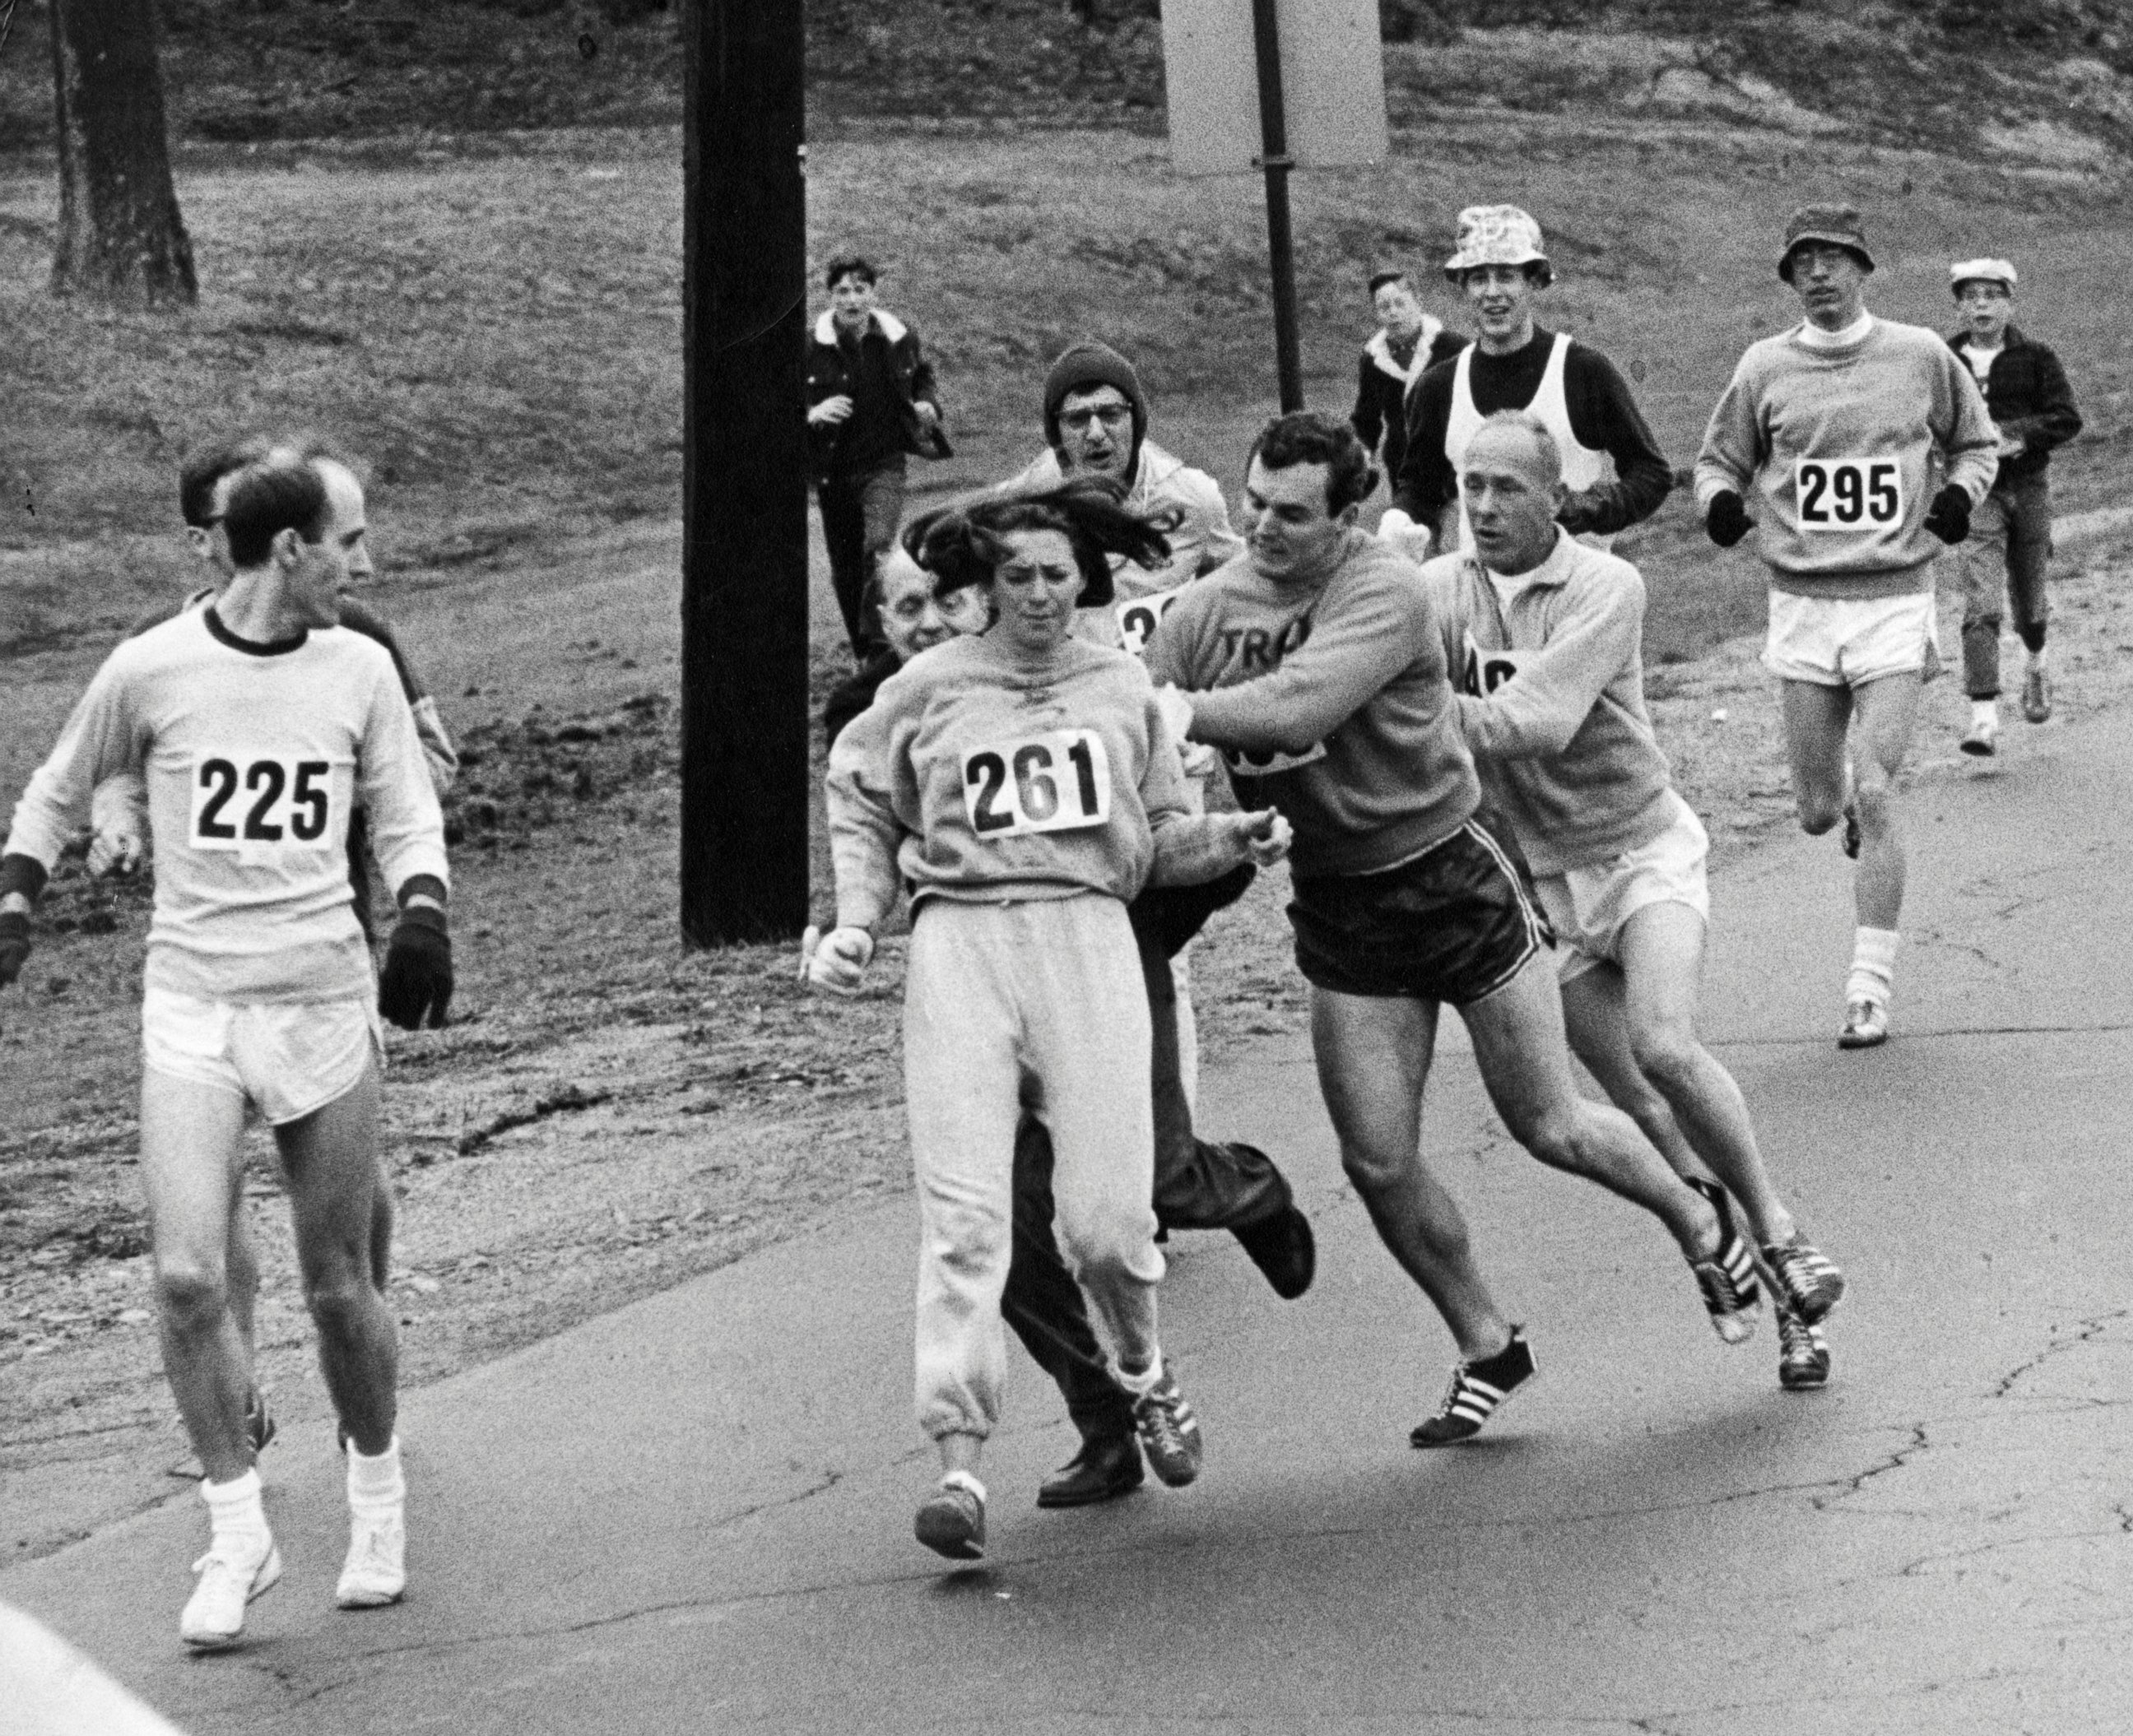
[1457,951,1723,1258]
[1582,906,1797,1245]
[274,1060,397,1455]
[1309,986,1512,1361]
[139,1072,256,1487]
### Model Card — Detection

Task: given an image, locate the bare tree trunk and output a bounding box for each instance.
[49,0,196,305]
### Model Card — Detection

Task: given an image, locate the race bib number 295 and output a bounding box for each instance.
[1114,590,1180,657]
[961,731,1111,838]
[190,754,337,852]
[1795,458,1901,534]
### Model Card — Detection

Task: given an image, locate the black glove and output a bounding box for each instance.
[0,910,30,988]
[1925,483,1972,545]
[379,903,453,1029]
[1705,490,1751,549]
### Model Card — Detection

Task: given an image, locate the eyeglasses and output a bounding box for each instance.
[1061,406,1132,431]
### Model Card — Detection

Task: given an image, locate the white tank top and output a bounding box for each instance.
[1446,332,1615,552]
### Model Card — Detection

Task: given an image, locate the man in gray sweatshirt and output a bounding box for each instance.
[1428,411,1847,1391]
[1695,204,1998,1050]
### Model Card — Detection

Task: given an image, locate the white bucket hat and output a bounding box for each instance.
[1443,205,1554,288]
[1949,257,2018,295]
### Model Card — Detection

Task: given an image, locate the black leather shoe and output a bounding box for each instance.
[1036,1434,1146,1508]
[1234,1204,1316,1301]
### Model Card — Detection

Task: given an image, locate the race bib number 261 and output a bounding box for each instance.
[1795,458,1902,534]
[961,731,1111,838]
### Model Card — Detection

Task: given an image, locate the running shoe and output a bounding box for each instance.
[1410,1327,1536,1447]
[336,1506,407,1608]
[2023,667,2052,723]
[1960,713,1999,757]
[914,1472,986,1560]
[1037,1434,1144,1509]
[180,1534,282,1650]
[1776,1302,1831,1390]
[1689,1214,1762,1345]
[1128,1362,1203,1487]
[244,1388,276,1456]
[1761,1231,1846,1324]
[1838,999,1888,1049]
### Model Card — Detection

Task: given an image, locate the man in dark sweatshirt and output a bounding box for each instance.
[1381,206,1671,559]
[1944,257,2083,753]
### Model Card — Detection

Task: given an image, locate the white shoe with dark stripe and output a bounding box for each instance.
[1410,1328,1536,1448]
[1690,1230,1762,1344]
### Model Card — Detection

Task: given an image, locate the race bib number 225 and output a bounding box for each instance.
[190,755,337,852]
[1795,458,1901,534]
[961,731,1111,838]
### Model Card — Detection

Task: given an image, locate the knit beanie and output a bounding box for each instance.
[1042,341,1148,468]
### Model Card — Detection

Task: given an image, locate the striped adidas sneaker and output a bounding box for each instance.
[1776,1302,1831,1390]
[1410,1327,1536,1448]
[1762,1232,1845,1324]
[1690,1228,1763,1344]
[1682,1176,1761,1344]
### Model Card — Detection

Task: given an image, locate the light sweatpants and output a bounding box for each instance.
[904,893,1164,1441]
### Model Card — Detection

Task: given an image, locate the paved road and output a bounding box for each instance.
[8,708,2133,1735]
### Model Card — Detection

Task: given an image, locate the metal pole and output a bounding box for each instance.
[679,0,811,945]
[1248,0,1304,411]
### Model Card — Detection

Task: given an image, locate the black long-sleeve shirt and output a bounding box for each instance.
[1946,323,2082,484]
[1390,325,1672,538]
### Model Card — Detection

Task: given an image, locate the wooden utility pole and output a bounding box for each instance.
[679,0,811,945]
[48,0,196,304]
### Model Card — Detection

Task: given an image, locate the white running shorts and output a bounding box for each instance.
[1762,589,1936,688]
[1531,795,1710,983]
[142,986,383,1126]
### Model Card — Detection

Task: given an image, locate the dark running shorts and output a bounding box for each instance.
[1289,815,1554,1006]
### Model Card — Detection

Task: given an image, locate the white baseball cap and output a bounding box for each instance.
[1950,257,2018,294]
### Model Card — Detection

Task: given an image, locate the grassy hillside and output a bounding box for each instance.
[0,1,2126,160]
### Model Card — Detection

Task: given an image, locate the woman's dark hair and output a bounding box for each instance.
[901,476,1175,610]
[1248,411,1380,518]
[220,457,331,569]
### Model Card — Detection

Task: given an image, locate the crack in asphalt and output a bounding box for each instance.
[1989,1307,2131,1399]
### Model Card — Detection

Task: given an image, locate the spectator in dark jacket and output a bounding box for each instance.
[1945,257,2084,752]
[806,256,952,660]
[1350,269,1466,501]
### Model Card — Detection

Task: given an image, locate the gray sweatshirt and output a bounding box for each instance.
[1421,533,1675,875]
[1694,316,2000,599]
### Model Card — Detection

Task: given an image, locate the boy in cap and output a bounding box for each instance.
[1350,269,1467,494]
[1382,205,1671,556]
[1944,258,2083,754]
[1695,204,1999,1049]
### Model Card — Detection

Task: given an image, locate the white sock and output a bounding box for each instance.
[346,1436,405,1517]
[939,1469,986,1502]
[202,1467,269,1550]
[1113,1355,1164,1399]
[1847,926,1899,1008]
[1971,698,1998,728]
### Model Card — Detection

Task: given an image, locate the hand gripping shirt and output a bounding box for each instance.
[3,609,449,1004]
[1144,529,1481,880]
[1421,531,1676,875]
[825,631,1243,932]
[1694,316,2001,598]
